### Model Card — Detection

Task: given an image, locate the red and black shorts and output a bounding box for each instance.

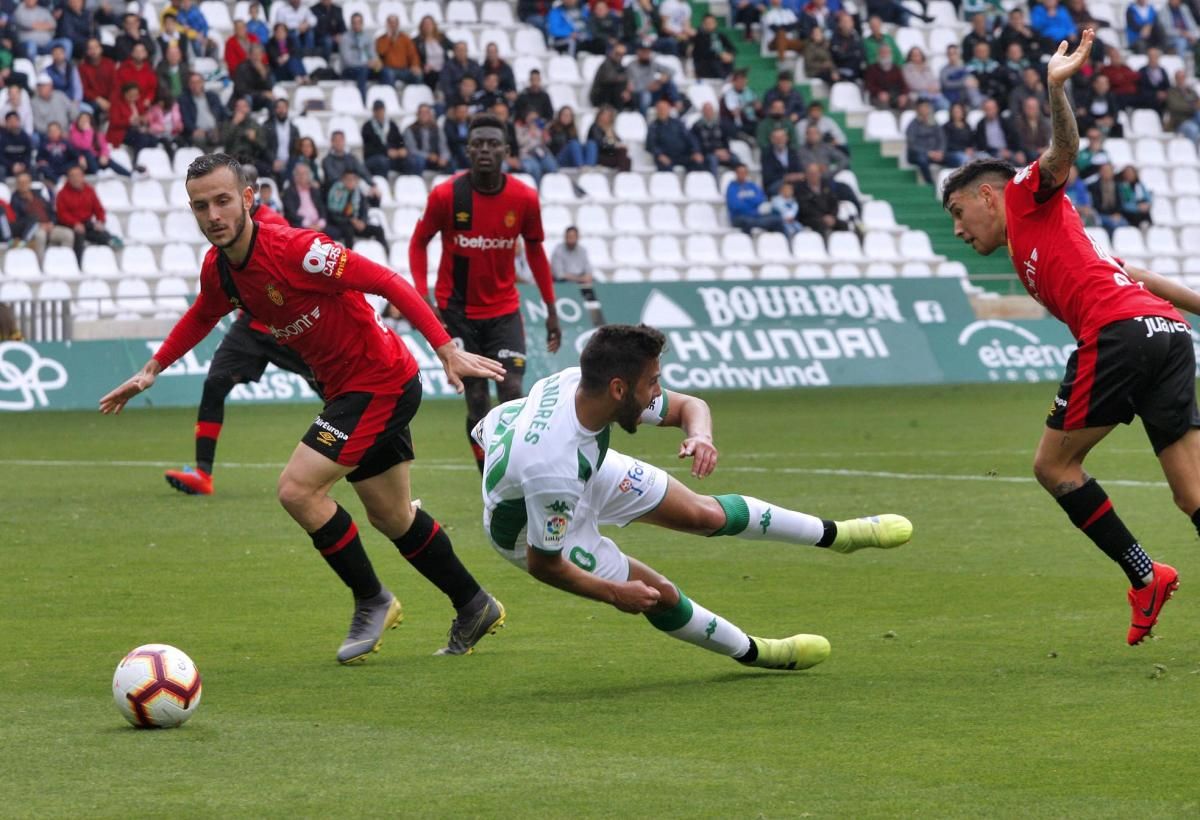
[442,308,526,375]
[1047,317,1200,454]
[300,374,422,482]
[210,313,322,397]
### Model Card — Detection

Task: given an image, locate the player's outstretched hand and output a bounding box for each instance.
[435,341,505,393]
[1046,28,1093,87]
[546,313,562,354]
[678,435,718,479]
[99,370,157,414]
[611,579,662,613]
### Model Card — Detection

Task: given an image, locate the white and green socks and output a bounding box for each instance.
[644,588,753,659]
[709,494,833,546]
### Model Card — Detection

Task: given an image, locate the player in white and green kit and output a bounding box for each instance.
[473,324,913,670]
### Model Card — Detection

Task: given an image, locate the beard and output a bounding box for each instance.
[211,209,247,249]
[615,391,643,435]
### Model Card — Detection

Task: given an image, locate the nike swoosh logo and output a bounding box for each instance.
[1140,585,1159,618]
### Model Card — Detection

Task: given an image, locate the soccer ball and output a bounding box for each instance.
[112,644,203,729]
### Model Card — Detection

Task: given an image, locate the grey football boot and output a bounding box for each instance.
[337,590,403,664]
[434,590,506,656]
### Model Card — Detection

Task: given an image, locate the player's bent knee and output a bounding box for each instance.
[697,494,730,532]
[277,473,317,515]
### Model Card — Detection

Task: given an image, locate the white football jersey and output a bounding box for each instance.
[474,367,667,554]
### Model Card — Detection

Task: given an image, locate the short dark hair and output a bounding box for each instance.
[186,152,249,189]
[579,324,667,393]
[940,158,1016,210]
[469,112,504,133]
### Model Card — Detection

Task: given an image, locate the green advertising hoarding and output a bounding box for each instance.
[0,280,1095,413]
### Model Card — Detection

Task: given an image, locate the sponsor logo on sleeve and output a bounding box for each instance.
[301,238,347,278]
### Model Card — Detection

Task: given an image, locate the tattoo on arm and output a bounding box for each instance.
[1039,83,1078,190]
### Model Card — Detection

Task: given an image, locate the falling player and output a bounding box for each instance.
[474,324,913,671]
[943,28,1190,644]
[409,112,561,474]
[102,154,508,662]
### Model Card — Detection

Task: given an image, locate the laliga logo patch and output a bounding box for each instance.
[266,282,284,306]
[544,515,568,546]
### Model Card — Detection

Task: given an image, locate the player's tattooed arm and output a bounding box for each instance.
[1039,29,1094,191]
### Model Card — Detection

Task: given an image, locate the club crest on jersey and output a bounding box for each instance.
[266,282,284,306]
[504,210,517,228]
[455,211,470,224]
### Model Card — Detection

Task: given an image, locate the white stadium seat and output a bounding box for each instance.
[685,234,719,263]
[611,203,648,234]
[95,179,132,212]
[161,243,199,274]
[4,247,40,279]
[828,231,864,261]
[0,280,34,300]
[648,204,684,233]
[612,173,650,202]
[756,233,792,262]
[863,231,899,260]
[576,171,613,202]
[43,247,80,280]
[683,171,722,203]
[612,236,647,267]
[720,233,756,264]
[1112,226,1147,258]
[899,231,938,261]
[648,172,685,202]
[648,235,683,265]
[538,173,575,204]
[575,204,613,235]
[165,212,206,244]
[82,245,121,278]
[684,203,720,232]
[792,232,829,261]
[131,180,167,210]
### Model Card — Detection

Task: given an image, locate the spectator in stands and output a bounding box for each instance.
[376,14,421,85]
[481,42,516,101]
[221,97,269,173]
[721,68,759,139]
[477,72,507,111]
[692,14,735,79]
[326,168,384,247]
[11,171,73,261]
[156,42,187,105]
[450,75,485,112]
[403,103,451,173]
[997,41,1031,98]
[729,0,763,41]
[45,45,83,111]
[114,13,155,64]
[225,20,262,77]
[761,126,804,195]
[57,0,94,63]
[439,41,482,102]
[802,26,834,84]
[1088,162,1126,233]
[1008,66,1046,117]
[903,48,947,111]
[311,0,346,62]
[830,12,865,82]
[1077,73,1123,136]
[590,42,633,110]
[31,74,75,142]
[233,42,274,110]
[942,102,976,167]
[246,2,269,44]
[158,13,188,63]
[282,161,328,232]
[516,70,554,122]
[762,0,805,60]
[588,103,631,171]
[0,87,33,140]
[763,71,806,122]
[180,70,224,150]
[80,38,115,117]
[588,1,623,53]
[939,44,969,106]
[864,16,903,66]
[795,163,847,237]
[1166,68,1200,143]
[288,135,324,187]
[267,22,309,84]
[726,164,785,234]
[269,0,317,56]
[1101,46,1140,108]
[1137,47,1171,111]
[1127,0,1167,53]
[770,182,802,238]
[657,0,695,55]
[117,42,157,107]
[549,105,598,168]
[802,101,848,154]
[36,121,79,182]
[108,81,163,152]
[1164,0,1199,58]
[1076,126,1110,177]
[515,108,559,183]
[621,0,665,52]
[646,99,704,172]
[628,42,681,114]
[962,13,996,61]
[1117,164,1153,226]
[548,0,592,56]
[551,225,594,285]
[171,0,217,59]
[967,40,1005,102]
[15,0,72,61]
[265,97,299,182]
[414,16,452,92]
[55,164,119,261]
[692,102,740,177]
[998,8,1041,62]
[973,97,1019,161]
[865,45,910,110]
[1031,0,1077,53]
[259,179,283,213]
[757,98,798,150]
[797,123,849,174]
[70,111,133,176]
[1013,94,1051,162]
[867,0,928,26]
[905,99,947,184]
[803,0,833,32]
[340,12,393,104]
[518,0,552,34]
[361,100,415,176]
[322,129,374,193]
[1064,165,1098,225]
[444,101,471,168]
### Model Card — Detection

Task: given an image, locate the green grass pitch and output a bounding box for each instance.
[2,384,1197,817]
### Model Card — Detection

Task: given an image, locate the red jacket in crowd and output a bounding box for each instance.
[115,58,158,106]
[55,182,106,229]
[80,56,116,104]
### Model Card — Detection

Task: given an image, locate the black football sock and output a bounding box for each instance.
[393,508,481,609]
[195,379,232,475]
[1057,479,1153,587]
[1191,507,1200,539]
[309,504,382,600]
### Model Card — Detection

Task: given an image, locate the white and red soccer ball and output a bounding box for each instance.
[112,644,202,728]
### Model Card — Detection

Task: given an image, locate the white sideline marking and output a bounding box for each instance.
[0,458,1170,488]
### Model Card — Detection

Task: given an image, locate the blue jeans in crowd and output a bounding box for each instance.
[556,139,598,168]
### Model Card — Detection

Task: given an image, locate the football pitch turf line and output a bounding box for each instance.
[0,456,1173,489]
